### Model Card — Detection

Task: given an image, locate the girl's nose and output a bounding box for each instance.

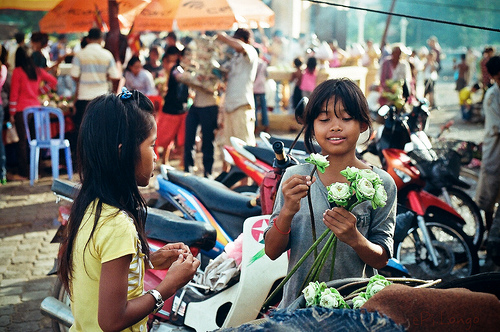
[153,151,158,162]
[330,120,342,132]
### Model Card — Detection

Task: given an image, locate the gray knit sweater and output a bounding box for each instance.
[265,163,397,308]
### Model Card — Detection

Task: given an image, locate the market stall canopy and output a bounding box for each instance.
[132,0,275,32]
[0,0,62,11]
[39,0,150,34]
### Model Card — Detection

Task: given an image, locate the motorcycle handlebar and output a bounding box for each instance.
[272,141,288,166]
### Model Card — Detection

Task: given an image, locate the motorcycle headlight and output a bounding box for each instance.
[394,168,412,183]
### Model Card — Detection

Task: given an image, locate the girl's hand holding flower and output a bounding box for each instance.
[150,242,191,270]
[323,207,359,245]
[281,174,314,217]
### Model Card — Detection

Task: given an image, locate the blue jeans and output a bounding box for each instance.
[254,93,269,127]
[0,104,6,181]
[223,307,404,331]
[461,105,471,120]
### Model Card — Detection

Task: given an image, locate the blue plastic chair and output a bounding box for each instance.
[23,106,73,186]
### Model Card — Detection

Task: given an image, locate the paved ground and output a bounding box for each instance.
[0,81,493,331]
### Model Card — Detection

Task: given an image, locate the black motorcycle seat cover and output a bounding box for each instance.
[51,179,216,251]
[165,168,261,219]
[146,208,216,251]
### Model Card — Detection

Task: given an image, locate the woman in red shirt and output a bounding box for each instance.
[9,47,57,179]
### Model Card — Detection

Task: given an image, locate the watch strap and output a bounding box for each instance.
[146,289,164,313]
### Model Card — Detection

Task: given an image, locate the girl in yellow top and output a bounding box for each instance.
[58,89,200,331]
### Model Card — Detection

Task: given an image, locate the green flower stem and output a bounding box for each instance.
[311,232,336,282]
[262,228,331,308]
[329,237,338,280]
[307,165,318,258]
[301,241,327,287]
[301,231,335,292]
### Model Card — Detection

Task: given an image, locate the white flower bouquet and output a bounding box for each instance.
[264,161,388,306]
[302,275,392,310]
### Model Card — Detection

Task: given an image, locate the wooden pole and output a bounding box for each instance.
[380,0,397,50]
[106,0,120,62]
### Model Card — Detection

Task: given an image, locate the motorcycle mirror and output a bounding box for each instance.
[294,97,308,125]
[378,105,391,117]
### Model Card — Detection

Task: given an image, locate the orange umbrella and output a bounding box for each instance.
[39,0,150,34]
[132,0,274,32]
[0,0,62,11]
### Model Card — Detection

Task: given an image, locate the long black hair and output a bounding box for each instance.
[303,78,372,153]
[15,47,37,80]
[58,90,154,293]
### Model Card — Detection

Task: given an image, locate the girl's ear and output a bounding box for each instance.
[360,123,369,133]
[118,143,122,157]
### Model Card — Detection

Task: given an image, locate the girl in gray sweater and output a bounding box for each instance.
[264,78,397,308]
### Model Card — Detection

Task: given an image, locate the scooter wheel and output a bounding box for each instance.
[51,278,71,332]
[396,221,479,281]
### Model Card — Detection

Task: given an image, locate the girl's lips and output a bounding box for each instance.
[327,137,346,144]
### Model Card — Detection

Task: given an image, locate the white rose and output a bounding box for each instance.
[372,184,388,208]
[358,169,382,185]
[366,280,390,297]
[305,153,330,173]
[355,177,375,200]
[328,182,351,200]
[352,293,368,309]
[319,291,340,309]
[340,166,360,182]
[302,282,319,306]
[327,182,352,206]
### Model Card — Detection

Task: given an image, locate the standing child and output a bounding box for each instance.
[264,78,397,308]
[458,83,481,121]
[157,46,189,166]
[290,57,303,113]
[300,56,318,100]
[253,48,269,132]
[453,54,469,92]
[58,89,199,331]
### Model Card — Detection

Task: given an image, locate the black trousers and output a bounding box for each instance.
[183,105,218,176]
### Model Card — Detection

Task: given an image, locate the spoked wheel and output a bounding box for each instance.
[396,221,479,281]
[439,187,485,249]
[52,278,71,332]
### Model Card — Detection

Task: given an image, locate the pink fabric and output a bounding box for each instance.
[155,111,187,151]
[0,65,7,90]
[9,67,57,115]
[299,70,317,93]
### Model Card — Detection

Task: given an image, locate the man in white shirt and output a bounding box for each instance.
[217,28,258,147]
[71,28,120,140]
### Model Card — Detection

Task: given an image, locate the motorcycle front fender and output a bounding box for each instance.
[406,190,465,226]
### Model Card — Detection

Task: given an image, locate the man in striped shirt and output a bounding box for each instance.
[71,28,120,143]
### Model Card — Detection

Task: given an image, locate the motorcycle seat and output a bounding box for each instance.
[146,208,216,251]
[245,145,275,165]
[52,178,80,200]
[165,169,262,219]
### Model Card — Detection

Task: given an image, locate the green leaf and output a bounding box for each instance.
[248,248,266,266]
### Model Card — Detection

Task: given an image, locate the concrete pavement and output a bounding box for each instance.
[0,81,492,331]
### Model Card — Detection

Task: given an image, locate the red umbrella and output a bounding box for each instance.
[0,0,63,11]
[39,0,150,34]
[131,0,275,32]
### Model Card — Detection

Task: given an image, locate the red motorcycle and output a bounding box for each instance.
[41,179,288,331]
[222,132,479,280]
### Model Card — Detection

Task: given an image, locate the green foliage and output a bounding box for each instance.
[0,10,46,37]
[345,0,499,49]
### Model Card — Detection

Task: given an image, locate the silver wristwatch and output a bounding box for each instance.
[146,289,164,313]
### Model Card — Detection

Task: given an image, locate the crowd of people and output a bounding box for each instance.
[1,27,497,186]
[1,25,499,331]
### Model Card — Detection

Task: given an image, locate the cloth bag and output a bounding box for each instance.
[5,122,19,144]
